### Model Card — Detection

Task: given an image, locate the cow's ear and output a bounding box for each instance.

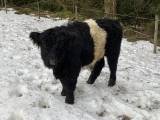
[29,32,41,46]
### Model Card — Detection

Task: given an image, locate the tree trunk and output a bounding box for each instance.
[104,0,117,19]
[4,0,7,13]
[1,0,4,8]
[37,0,40,19]
[154,14,159,53]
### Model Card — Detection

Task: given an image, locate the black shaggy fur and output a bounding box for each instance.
[30,18,122,104]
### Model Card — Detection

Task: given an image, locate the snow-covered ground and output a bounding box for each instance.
[0,9,160,120]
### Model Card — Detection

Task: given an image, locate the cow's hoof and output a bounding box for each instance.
[87,78,95,84]
[65,96,74,104]
[87,80,94,84]
[108,79,116,87]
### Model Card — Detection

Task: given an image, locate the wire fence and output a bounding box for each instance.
[0,0,159,53]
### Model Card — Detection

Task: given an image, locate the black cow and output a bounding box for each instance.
[30,18,122,104]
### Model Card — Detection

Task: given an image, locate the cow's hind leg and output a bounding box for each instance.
[87,58,105,84]
[107,53,118,87]
[106,41,121,87]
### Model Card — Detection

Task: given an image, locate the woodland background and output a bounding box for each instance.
[1,0,160,45]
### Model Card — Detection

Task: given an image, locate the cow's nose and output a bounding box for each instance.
[49,59,56,65]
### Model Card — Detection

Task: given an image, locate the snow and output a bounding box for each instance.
[0,9,160,120]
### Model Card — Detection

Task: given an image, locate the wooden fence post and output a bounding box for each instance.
[154,14,159,53]
[4,0,7,13]
[37,0,40,19]
[75,5,78,20]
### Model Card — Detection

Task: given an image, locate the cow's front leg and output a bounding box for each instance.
[59,58,81,104]
[61,84,66,96]
[60,78,77,104]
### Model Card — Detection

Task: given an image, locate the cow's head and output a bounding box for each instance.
[30,29,67,69]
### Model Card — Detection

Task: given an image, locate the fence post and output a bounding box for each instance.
[75,5,78,20]
[154,14,159,53]
[37,0,40,19]
[4,0,7,13]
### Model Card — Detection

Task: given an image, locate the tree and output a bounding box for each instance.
[1,0,4,7]
[150,0,160,15]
